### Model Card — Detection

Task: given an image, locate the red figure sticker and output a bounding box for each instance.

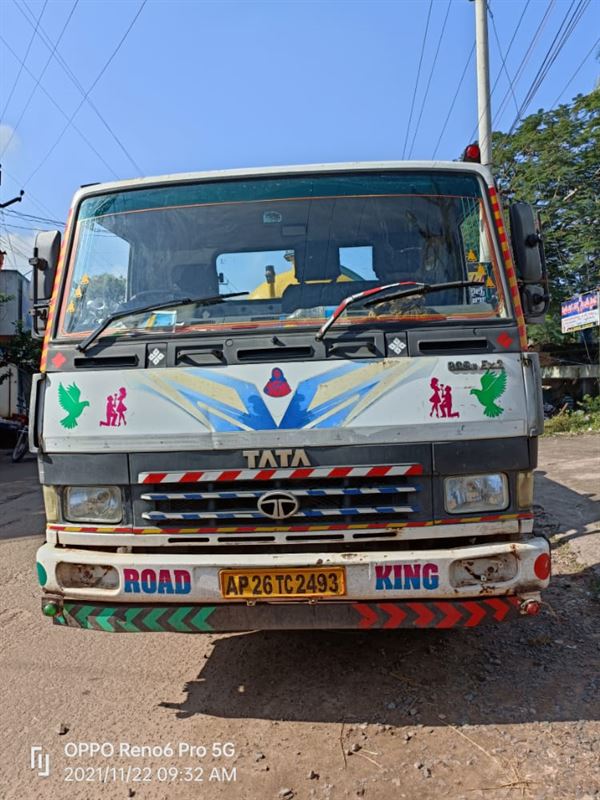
[264,368,291,398]
[429,377,460,419]
[100,387,128,427]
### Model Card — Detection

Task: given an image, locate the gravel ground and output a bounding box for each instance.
[0,435,598,800]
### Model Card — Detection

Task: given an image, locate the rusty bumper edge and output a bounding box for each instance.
[48,596,530,633]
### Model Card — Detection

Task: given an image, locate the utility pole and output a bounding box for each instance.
[0,164,25,209]
[474,0,493,167]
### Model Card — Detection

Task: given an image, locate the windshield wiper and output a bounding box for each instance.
[315,281,484,341]
[76,292,249,353]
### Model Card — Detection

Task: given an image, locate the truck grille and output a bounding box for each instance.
[136,464,423,546]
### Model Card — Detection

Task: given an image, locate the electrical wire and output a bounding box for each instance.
[508,0,591,132]
[0,34,120,180]
[0,165,61,220]
[408,0,452,159]
[4,208,64,226]
[551,35,600,107]
[431,44,475,159]
[24,0,147,186]
[0,0,48,127]
[402,0,433,160]
[1,220,53,232]
[0,1,79,158]
[15,0,144,175]
[492,0,556,128]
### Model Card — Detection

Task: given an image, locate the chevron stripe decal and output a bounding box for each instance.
[51,596,525,633]
[54,604,216,633]
[352,597,522,629]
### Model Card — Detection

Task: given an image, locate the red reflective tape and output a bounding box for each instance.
[217,470,242,482]
[408,602,436,627]
[406,465,424,476]
[144,473,166,484]
[462,601,486,627]
[380,603,407,629]
[180,471,203,483]
[254,469,276,480]
[484,597,511,621]
[434,602,463,629]
[354,603,379,629]
[290,468,313,479]
[329,467,352,478]
[366,466,390,477]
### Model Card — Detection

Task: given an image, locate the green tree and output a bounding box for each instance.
[492,88,600,344]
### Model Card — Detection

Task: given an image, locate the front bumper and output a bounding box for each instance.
[38,535,549,612]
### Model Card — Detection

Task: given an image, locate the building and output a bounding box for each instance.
[0,269,32,418]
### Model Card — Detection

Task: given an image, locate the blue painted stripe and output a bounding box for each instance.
[143,486,418,500]
[144,506,417,521]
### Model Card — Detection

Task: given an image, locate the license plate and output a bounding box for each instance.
[219,567,346,599]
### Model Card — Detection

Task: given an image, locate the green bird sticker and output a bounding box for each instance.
[58,382,90,429]
[470,369,507,418]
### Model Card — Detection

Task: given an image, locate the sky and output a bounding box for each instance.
[0,0,598,274]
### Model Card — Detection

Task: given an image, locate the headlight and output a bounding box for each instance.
[444,474,508,514]
[64,487,122,523]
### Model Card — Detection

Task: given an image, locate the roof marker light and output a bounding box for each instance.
[462,143,481,163]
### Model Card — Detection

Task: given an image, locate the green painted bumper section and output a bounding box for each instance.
[36,562,48,587]
[54,603,216,633]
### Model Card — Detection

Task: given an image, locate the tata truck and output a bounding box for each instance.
[30,157,551,634]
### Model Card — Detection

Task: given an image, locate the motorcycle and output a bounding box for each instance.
[11,422,29,463]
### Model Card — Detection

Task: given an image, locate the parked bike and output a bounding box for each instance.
[11,423,29,462]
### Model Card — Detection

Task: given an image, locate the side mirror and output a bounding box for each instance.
[509,202,543,282]
[29,230,61,336]
[509,202,550,323]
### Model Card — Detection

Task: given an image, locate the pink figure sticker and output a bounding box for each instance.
[429,378,459,419]
[99,387,127,427]
[264,368,291,398]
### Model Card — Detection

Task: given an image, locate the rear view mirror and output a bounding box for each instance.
[509,203,549,323]
[509,202,543,282]
[29,230,61,336]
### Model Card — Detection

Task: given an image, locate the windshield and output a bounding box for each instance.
[58,171,509,338]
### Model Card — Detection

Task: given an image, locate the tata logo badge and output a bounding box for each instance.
[243,448,311,468]
[257,491,300,520]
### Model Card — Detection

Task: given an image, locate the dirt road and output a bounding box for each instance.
[1,436,598,800]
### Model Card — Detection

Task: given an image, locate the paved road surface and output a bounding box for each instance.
[1,436,598,800]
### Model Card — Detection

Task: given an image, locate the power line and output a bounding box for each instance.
[1,1,79,158]
[493,0,556,128]
[552,35,600,107]
[24,0,147,186]
[0,0,48,127]
[0,34,120,180]
[431,43,475,159]
[508,0,591,133]
[1,220,53,232]
[408,0,452,159]
[15,0,144,175]
[0,165,61,220]
[402,0,433,160]
[4,208,64,226]
[468,0,530,144]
